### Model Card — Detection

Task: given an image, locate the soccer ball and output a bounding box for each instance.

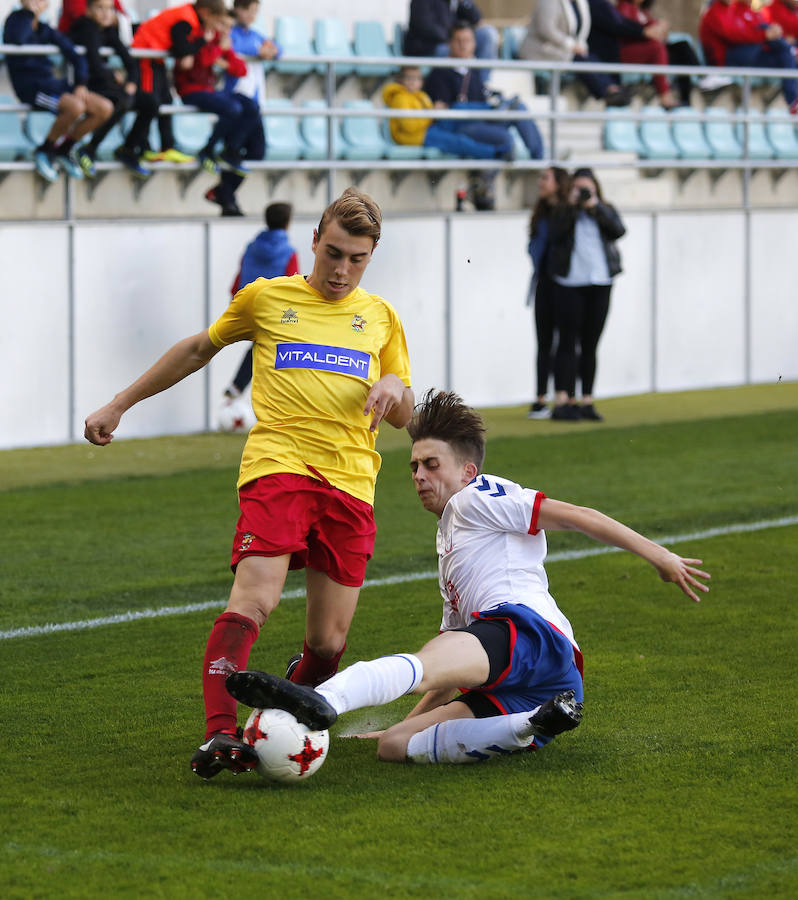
[242,707,329,783]
[217,395,256,433]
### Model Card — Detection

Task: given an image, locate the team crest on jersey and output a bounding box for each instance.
[351,314,367,333]
[281,308,299,324]
[239,532,255,551]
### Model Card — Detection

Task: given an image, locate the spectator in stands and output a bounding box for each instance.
[220,202,300,418]
[131,0,229,164]
[58,0,133,43]
[700,0,798,113]
[586,0,678,108]
[767,0,798,44]
[383,65,510,159]
[425,23,544,160]
[518,0,634,106]
[404,0,499,62]
[526,166,570,420]
[226,0,282,110]
[3,0,113,182]
[69,0,158,177]
[547,168,625,422]
[171,8,263,216]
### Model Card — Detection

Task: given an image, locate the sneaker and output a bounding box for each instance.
[698,74,733,93]
[218,151,249,177]
[520,690,584,741]
[197,151,219,174]
[579,403,604,421]
[141,149,164,162]
[33,149,59,182]
[551,403,581,421]
[114,147,151,178]
[285,652,303,681]
[225,670,338,730]
[77,148,96,178]
[190,730,258,779]
[205,186,244,217]
[527,401,551,420]
[56,150,84,179]
[159,147,195,163]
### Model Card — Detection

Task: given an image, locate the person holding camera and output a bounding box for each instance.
[546,169,625,422]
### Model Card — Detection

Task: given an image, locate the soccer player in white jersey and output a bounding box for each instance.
[84,188,413,779]
[228,390,711,765]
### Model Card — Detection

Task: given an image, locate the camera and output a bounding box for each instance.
[578,187,593,204]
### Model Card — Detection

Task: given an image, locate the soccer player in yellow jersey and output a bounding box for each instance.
[84,188,414,779]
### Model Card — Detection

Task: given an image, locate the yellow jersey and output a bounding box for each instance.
[208,274,412,505]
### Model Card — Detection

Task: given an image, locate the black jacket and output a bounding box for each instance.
[405,0,483,56]
[586,0,645,64]
[548,201,626,279]
[69,16,138,94]
[424,65,488,106]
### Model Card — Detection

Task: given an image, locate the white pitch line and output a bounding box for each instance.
[2,514,796,643]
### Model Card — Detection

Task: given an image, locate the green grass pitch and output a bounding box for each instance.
[1,384,797,899]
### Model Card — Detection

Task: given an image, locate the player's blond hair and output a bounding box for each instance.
[408,389,487,471]
[317,187,382,245]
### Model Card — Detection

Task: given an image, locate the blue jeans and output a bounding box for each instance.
[724,40,797,106]
[456,100,544,160]
[425,121,506,158]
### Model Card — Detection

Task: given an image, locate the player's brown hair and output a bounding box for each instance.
[407,389,486,472]
[317,187,382,245]
[196,0,226,15]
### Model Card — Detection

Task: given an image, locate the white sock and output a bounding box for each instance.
[405,707,541,765]
[315,653,423,715]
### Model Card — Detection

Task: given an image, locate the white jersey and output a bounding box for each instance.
[436,473,577,647]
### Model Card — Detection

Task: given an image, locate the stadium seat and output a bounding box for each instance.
[501,25,527,61]
[379,119,426,159]
[0,94,32,160]
[392,22,406,56]
[670,107,713,159]
[314,17,356,77]
[603,108,644,155]
[22,109,52,148]
[353,21,394,78]
[262,98,304,160]
[638,106,680,159]
[299,99,342,159]
[340,100,388,160]
[734,108,775,159]
[764,107,798,158]
[274,15,322,75]
[703,107,743,158]
[171,109,215,155]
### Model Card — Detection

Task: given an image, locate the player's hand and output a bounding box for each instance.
[179,55,195,70]
[258,40,279,60]
[654,552,710,603]
[364,374,406,433]
[84,403,122,446]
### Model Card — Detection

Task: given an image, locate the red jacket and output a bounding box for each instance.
[58,0,129,34]
[173,39,246,96]
[766,0,798,40]
[699,0,768,65]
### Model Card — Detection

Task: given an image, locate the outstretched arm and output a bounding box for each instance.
[363,375,414,432]
[84,330,221,445]
[537,498,711,602]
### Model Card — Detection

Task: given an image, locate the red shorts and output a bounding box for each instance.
[232,473,376,587]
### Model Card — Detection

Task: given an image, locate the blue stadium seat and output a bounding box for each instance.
[171,108,215,155]
[734,108,775,159]
[274,15,321,75]
[353,21,395,78]
[638,106,680,159]
[603,108,644,155]
[0,94,32,160]
[314,17,356,77]
[703,107,743,158]
[379,119,426,159]
[670,107,713,159]
[340,100,388,159]
[262,98,304,160]
[23,109,52,147]
[393,23,406,56]
[501,25,527,61]
[299,99,342,159]
[765,108,798,158]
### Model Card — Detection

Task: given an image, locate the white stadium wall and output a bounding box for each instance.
[1,209,797,450]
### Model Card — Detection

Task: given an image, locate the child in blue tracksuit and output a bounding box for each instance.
[3,0,112,181]
[226,0,281,109]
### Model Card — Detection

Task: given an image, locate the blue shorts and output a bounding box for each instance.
[18,78,70,112]
[460,603,584,734]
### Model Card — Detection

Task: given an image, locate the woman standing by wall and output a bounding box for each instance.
[547,168,625,422]
[527,166,570,418]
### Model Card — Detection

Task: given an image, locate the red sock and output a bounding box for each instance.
[202,611,259,739]
[288,640,346,687]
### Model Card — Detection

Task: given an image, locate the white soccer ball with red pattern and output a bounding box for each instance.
[242,707,329,783]
[217,396,256,433]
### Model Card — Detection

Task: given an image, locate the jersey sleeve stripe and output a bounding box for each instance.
[529,491,546,535]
